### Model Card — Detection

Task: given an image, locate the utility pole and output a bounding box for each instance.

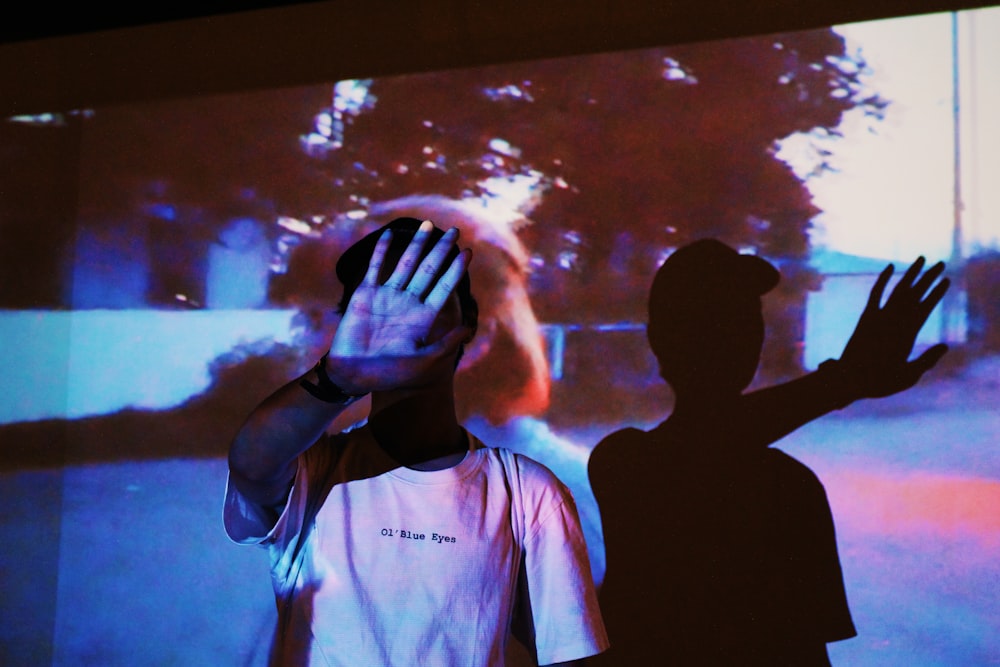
[943,10,967,344]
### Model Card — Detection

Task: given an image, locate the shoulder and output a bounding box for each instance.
[498,449,568,493]
[490,450,589,548]
[588,426,653,483]
[508,450,582,522]
[763,447,822,480]
[482,446,575,511]
[760,447,829,499]
[465,434,564,489]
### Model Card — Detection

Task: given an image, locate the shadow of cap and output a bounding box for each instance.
[649,239,780,319]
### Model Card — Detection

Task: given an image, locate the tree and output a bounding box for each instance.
[296,28,881,379]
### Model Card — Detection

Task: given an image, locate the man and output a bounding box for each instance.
[225,217,607,666]
[589,239,949,665]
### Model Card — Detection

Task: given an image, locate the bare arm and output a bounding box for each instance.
[227,221,471,508]
[227,367,359,509]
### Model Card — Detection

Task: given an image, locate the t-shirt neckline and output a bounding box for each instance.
[357,426,486,485]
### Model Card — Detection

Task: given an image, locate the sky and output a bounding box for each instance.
[780,6,1000,262]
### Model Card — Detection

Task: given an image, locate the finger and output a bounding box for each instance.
[386,220,435,289]
[424,247,471,311]
[897,256,926,289]
[911,261,946,300]
[865,264,894,312]
[888,344,948,394]
[407,226,461,298]
[918,276,950,320]
[363,230,393,287]
[883,256,927,310]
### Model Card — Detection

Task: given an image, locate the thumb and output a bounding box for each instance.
[911,343,949,375]
[902,343,949,388]
[420,325,473,359]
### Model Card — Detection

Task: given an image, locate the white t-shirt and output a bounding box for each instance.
[224,428,608,666]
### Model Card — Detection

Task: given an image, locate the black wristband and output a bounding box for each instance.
[300,353,361,405]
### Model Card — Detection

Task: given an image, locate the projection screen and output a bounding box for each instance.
[1,6,998,665]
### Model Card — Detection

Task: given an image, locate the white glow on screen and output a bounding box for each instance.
[780,8,1000,262]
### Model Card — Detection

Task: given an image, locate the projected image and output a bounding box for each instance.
[2,7,998,666]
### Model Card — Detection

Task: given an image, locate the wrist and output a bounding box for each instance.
[300,353,365,405]
[817,358,861,409]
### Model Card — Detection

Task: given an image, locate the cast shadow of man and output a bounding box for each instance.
[588,239,949,666]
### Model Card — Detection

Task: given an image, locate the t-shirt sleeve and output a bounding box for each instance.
[223,437,333,547]
[519,457,610,664]
[222,461,302,545]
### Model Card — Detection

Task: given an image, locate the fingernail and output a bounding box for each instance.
[419,220,433,233]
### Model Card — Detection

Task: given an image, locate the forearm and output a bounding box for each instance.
[228,365,361,495]
[736,362,858,449]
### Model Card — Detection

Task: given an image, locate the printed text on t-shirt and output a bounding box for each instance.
[380,528,457,543]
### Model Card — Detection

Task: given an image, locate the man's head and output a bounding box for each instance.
[336,217,479,338]
[647,239,780,398]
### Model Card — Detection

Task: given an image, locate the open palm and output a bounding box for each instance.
[839,256,950,398]
[327,223,471,393]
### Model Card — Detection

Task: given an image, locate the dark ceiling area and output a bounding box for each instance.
[6,0,994,46]
[2,0,996,117]
[0,1,316,44]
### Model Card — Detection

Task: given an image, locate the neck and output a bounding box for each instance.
[368,379,467,471]
[666,389,744,442]
[671,388,740,417]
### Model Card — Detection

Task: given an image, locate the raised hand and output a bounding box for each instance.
[327,221,471,394]
[836,256,950,399]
